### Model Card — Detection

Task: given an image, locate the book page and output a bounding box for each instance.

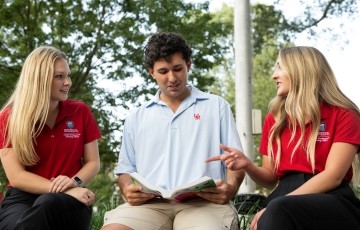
[171,177,216,201]
[130,172,169,197]
[130,173,216,202]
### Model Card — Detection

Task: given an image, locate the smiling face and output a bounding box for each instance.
[50,58,72,102]
[272,60,290,97]
[148,52,191,103]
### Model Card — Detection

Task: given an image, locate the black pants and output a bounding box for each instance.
[257,173,360,230]
[0,188,92,230]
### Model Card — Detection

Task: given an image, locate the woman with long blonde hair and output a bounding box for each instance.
[207,46,360,229]
[0,46,101,230]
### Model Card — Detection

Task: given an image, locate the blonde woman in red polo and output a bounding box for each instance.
[207,46,360,230]
[0,46,101,230]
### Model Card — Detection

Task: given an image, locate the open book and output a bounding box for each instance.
[130,172,217,202]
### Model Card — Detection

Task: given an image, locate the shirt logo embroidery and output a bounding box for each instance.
[194,114,201,120]
[317,121,329,142]
[66,121,74,128]
[319,122,326,131]
[64,120,80,138]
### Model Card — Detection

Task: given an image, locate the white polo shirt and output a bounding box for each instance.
[115,85,243,191]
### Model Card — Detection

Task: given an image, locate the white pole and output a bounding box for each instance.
[234,0,256,193]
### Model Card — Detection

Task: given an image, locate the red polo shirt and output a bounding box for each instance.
[259,103,360,181]
[0,100,101,180]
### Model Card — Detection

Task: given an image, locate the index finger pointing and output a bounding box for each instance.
[219,143,232,152]
[205,155,221,163]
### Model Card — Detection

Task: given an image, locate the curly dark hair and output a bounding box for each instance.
[144,31,192,69]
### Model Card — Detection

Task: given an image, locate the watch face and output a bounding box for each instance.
[74,176,82,185]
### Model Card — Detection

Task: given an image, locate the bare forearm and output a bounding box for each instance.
[10,171,52,194]
[244,162,278,190]
[208,145,278,190]
[117,173,133,197]
[289,171,342,195]
[74,160,100,185]
[76,140,100,185]
[226,169,245,197]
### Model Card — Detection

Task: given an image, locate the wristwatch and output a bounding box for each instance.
[73,176,83,186]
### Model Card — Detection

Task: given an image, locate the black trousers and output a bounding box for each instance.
[0,187,92,230]
[257,173,360,230]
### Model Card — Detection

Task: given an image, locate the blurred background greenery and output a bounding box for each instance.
[1,0,359,226]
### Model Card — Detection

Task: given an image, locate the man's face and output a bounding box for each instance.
[148,52,191,102]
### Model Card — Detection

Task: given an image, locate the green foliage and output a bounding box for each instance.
[237,204,261,230]
[89,193,123,230]
[87,172,116,203]
[252,45,279,120]
[233,193,266,230]
[251,4,293,122]
[206,5,236,113]
[251,4,291,54]
[274,0,358,36]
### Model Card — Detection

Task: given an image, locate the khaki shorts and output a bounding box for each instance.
[103,198,239,230]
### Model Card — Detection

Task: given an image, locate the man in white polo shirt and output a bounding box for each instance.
[102,31,244,230]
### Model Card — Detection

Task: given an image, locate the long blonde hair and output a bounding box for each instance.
[1,46,67,166]
[268,46,360,183]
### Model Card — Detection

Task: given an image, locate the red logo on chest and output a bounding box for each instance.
[194,114,201,120]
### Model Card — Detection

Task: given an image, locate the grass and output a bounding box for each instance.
[233,193,266,230]
[89,195,122,230]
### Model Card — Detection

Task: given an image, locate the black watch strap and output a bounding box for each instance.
[73,176,83,186]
